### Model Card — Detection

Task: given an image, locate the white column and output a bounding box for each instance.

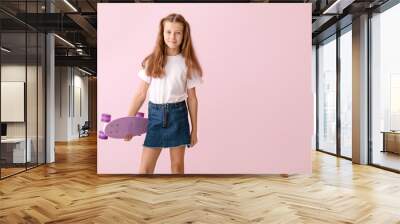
[352,14,369,164]
[46,1,55,163]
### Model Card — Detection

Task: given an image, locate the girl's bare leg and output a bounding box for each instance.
[138,147,162,174]
[169,145,186,174]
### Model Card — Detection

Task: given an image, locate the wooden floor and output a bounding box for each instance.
[1,135,400,223]
[373,150,400,171]
[0,167,26,178]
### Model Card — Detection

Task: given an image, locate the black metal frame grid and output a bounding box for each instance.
[0,0,47,180]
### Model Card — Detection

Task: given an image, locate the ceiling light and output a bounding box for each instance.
[78,67,93,76]
[1,47,11,53]
[54,34,75,48]
[63,0,78,12]
[323,0,355,15]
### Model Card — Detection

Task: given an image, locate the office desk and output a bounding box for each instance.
[1,138,32,163]
[381,131,400,154]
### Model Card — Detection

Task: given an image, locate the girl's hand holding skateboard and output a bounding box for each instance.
[124,134,133,141]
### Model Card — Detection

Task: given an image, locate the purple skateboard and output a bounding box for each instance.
[99,112,148,140]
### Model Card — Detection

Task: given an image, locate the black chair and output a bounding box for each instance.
[79,121,90,138]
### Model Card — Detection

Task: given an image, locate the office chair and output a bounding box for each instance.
[79,121,90,138]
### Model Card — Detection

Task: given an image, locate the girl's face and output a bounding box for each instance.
[163,21,184,51]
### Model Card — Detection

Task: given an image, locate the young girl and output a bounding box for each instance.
[125,13,203,175]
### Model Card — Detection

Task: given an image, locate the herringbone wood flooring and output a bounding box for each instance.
[1,135,400,224]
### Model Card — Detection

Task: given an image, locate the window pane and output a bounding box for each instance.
[371,4,400,171]
[340,29,352,158]
[318,37,337,154]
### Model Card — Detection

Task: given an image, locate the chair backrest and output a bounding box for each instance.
[82,121,90,129]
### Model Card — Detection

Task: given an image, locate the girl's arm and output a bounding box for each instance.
[187,87,198,146]
[125,80,149,141]
[128,80,149,117]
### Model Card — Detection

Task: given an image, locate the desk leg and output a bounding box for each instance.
[382,133,386,153]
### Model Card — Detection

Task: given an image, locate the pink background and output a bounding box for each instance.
[97,3,312,174]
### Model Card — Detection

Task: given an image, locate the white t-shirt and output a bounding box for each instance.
[138,53,203,104]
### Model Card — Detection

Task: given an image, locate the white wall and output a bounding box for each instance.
[76,70,89,139]
[72,73,89,138]
[55,67,69,141]
[55,67,89,141]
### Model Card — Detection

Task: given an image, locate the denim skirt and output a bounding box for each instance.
[143,100,191,148]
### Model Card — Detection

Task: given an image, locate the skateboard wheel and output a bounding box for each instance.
[136,112,144,118]
[98,131,108,140]
[101,113,111,122]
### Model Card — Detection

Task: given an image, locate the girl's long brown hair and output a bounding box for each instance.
[141,13,202,79]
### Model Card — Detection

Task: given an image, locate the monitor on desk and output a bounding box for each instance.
[1,123,7,138]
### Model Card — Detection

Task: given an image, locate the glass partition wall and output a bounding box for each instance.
[0,1,46,179]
